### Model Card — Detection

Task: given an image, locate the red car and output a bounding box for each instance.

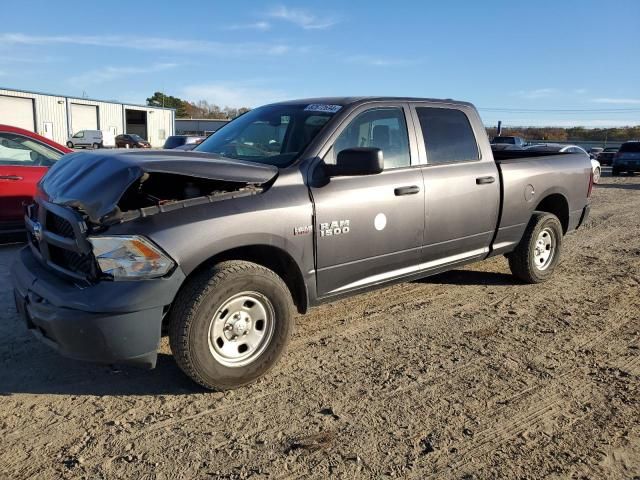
[0,125,72,233]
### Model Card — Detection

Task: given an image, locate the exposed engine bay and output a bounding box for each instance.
[114,172,263,223]
[39,149,278,226]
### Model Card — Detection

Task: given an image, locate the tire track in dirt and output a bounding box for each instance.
[418,302,638,478]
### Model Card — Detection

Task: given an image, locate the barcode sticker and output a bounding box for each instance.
[304,104,342,113]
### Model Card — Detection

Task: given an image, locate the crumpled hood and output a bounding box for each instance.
[40,149,278,222]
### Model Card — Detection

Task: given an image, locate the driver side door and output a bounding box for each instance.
[310,104,425,297]
[0,133,52,227]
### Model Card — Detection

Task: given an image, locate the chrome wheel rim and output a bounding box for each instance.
[594,168,600,183]
[207,292,275,367]
[533,227,556,270]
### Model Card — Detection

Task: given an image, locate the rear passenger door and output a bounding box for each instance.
[311,104,425,297]
[410,104,500,265]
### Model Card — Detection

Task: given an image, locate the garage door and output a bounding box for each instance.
[0,95,35,131]
[71,104,98,133]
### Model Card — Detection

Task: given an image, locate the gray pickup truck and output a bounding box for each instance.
[11,97,593,390]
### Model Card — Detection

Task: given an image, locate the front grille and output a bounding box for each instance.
[48,245,95,276]
[46,212,74,238]
[26,200,96,281]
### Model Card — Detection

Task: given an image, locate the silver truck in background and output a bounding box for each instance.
[12,97,593,390]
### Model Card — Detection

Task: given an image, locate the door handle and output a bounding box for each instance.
[476,176,495,185]
[0,175,23,181]
[394,185,421,196]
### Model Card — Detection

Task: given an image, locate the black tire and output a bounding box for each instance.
[169,261,293,390]
[612,168,620,176]
[508,212,563,284]
[66,141,74,148]
[92,142,100,149]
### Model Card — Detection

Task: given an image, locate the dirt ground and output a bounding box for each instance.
[1,170,638,480]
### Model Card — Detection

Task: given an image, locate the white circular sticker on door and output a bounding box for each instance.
[374,213,387,231]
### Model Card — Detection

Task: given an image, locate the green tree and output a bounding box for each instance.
[146,92,188,117]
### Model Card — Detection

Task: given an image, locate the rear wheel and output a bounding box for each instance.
[593,167,601,183]
[508,212,563,283]
[169,261,294,390]
[612,168,621,176]
[92,142,100,149]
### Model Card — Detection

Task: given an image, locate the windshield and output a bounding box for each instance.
[164,136,186,149]
[195,103,339,167]
[492,137,515,144]
[619,142,640,153]
[130,134,144,141]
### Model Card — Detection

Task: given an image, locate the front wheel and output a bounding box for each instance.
[169,261,294,390]
[612,168,621,176]
[593,167,601,184]
[508,212,563,283]
[66,141,74,148]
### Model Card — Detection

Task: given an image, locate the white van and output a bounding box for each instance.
[66,130,116,149]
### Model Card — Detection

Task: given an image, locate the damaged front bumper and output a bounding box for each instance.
[11,246,185,368]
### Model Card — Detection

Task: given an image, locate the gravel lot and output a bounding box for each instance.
[1,171,638,479]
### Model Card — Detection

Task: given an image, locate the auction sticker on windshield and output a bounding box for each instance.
[304,104,342,113]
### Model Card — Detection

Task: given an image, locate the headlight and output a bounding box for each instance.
[89,236,175,280]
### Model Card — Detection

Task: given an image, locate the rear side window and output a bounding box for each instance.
[619,142,640,153]
[416,107,479,164]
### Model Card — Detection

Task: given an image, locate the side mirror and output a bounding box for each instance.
[326,147,384,177]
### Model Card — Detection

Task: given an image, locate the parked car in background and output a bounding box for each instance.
[612,141,640,176]
[66,130,115,149]
[172,143,199,151]
[163,135,205,149]
[588,147,603,159]
[0,124,71,233]
[597,147,618,166]
[526,144,601,183]
[115,134,151,148]
[491,136,527,147]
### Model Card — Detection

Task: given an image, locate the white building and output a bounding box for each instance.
[0,87,175,147]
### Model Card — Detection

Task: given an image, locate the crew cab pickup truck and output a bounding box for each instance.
[11,97,593,390]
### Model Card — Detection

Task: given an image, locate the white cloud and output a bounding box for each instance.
[0,32,299,56]
[181,83,288,108]
[224,21,271,31]
[592,97,640,105]
[69,63,178,86]
[268,5,338,29]
[345,55,422,67]
[513,88,559,99]
[0,54,64,64]
[573,88,588,95]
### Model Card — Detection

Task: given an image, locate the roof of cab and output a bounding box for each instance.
[268,96,474,108]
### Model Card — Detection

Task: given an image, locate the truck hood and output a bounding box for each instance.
[40,150,278,223]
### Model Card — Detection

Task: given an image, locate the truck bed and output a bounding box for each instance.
[489,150,591,256]
[491,149,576,162]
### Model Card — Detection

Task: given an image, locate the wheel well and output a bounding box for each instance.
[535,194,569,233]
[188,245,308,314]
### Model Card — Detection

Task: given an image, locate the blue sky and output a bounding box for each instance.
[1,0,639,127]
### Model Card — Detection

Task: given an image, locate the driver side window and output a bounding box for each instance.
[0,133,62,166]
[326,107,411,169]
